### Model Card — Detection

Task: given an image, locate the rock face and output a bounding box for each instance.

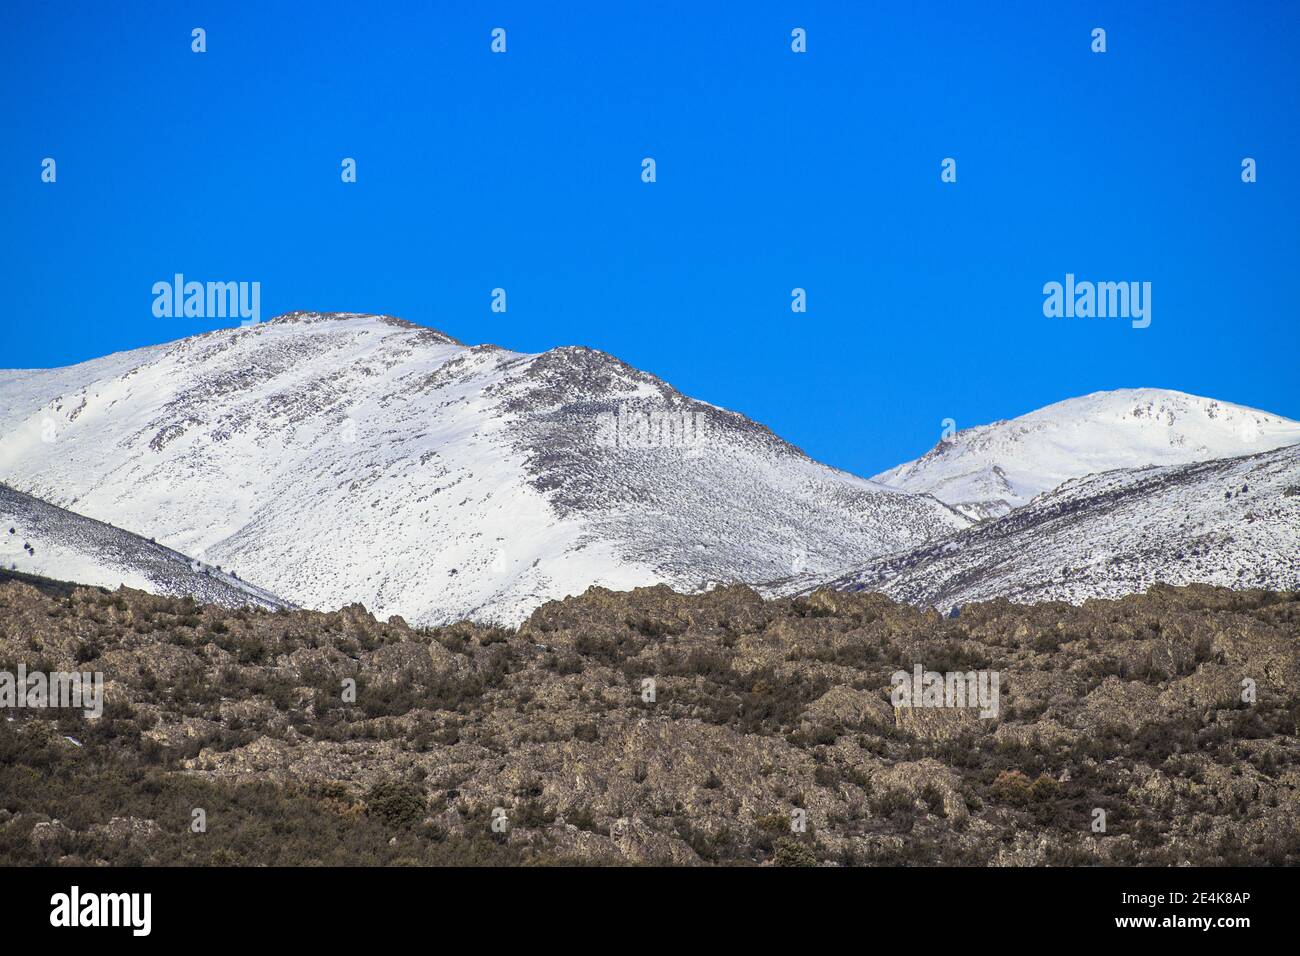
[2,575,1297,866]
[0,311,966,626]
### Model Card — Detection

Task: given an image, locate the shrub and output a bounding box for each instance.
[772,837,818,867]
[992,769,1034,806]
[364,781,426,830]
[1029,773,1060,802]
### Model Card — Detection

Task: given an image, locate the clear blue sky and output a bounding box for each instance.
[2,0,1297,477]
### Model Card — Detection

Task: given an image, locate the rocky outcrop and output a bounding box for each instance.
[1,577,1297,866]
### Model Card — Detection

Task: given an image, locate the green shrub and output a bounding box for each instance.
[364,781,426,830]
[772,837,818,867]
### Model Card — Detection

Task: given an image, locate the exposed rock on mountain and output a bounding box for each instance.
[2,577,1297,866]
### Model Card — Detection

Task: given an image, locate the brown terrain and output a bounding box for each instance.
[2,570,1298,866]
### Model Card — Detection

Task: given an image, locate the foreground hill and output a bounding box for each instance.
[2,577,1296,865]
[874,389,1300,520]
[819,443,1300,611]
[0,312,965,624]
[0,484,285,610]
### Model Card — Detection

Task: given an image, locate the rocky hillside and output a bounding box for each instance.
[2,576,1297,866]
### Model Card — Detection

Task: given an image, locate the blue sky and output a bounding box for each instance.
[2,0,1297,477]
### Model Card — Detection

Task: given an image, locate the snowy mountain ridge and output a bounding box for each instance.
[872,388,1300,520]
[806,442,1300,609]
[1,483,286,609]
[0,311,967,624]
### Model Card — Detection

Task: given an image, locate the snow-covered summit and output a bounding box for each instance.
[812,442,1300,608]
[0,312,966,624]
[872,388,1300,520]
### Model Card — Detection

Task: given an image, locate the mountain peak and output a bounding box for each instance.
[0,316,967,624]
[873,387,1300,520]
[821,442,1300,606]
[262,311,463,345]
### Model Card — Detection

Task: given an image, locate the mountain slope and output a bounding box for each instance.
[814,443,1300,609]
[1,484,286,608]
[873,389,1300,520]
[0,312,967,624]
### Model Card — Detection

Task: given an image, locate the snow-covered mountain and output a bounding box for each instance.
[1,484,285,608]
[809,443,1300,609]
[873,389,1300,520]
[0,312,967,624]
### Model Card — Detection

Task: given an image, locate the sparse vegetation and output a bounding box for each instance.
[2,576,1298,866]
